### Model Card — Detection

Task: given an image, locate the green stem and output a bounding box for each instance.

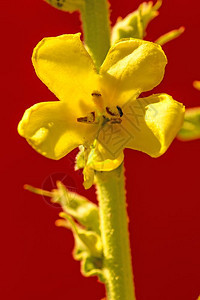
[80,0,111,70]
[95,163,136,300]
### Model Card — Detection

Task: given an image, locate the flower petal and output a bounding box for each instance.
[18,101,98,160]
[95,121,130,160]
[122,93,185,157]
[87,142,124,171]
[32,33,99,114]
[99,39,167,106]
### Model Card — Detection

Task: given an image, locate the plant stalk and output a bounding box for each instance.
[80,0,111,70]
[95,163,136,300]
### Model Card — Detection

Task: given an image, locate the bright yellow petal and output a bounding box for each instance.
[87,142,124,171]
[99,38,167,106]
[122,93,185,157]
[95,121,131,160]
[32,33,99,115]
[18,101,98,160]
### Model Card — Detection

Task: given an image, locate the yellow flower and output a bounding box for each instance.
[18,33,184,172]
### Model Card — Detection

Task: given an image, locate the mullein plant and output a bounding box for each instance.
[18,1,186,299]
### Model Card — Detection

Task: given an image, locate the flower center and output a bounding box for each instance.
[77,92,123,125]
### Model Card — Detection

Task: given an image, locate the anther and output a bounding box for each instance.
[77,112,96,123]
[91,91,102,97]
[116,106,123,117]
[77,116,88,123]
[106,107,117,116]
[106,106,123,117]
[110,118,122,124]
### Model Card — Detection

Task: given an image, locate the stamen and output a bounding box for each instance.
[106,107,118,116]
[77,116,88,123]
[106,106,123,117]
[88,111,95,123]
[110,118,122,124]
[116,106,123,117]
[77,111,96,123]
[91,91,101,97]
[105,106,123,124]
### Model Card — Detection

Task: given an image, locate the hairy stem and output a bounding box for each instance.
[95,164,136,300]
[80,0,111,70]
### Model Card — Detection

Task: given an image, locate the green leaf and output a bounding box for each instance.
[44,0,83,12]
[111,0,162,44]
[178,107,200,141]
[155,27,184,46]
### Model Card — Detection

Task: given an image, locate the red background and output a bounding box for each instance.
[1,0,200,299]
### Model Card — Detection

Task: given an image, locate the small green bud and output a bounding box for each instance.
[111,0,162,44]
[178,107,200,141]
[53,182,100,233]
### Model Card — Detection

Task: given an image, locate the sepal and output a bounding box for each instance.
[75,143,124,189]
[155,27,184,46]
